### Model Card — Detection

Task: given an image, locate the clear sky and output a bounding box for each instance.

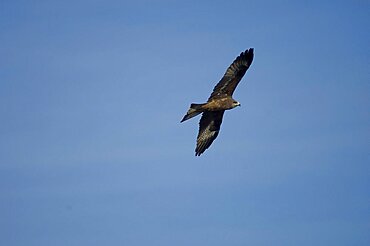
[1,0,369,245]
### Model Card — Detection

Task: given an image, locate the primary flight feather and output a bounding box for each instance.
[181,48,254,156]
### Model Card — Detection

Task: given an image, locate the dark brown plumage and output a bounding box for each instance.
[181,48,254,156]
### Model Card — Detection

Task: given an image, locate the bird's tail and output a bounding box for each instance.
[180,103,206,122]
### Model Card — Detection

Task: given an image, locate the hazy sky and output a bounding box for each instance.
[1,0,369,245]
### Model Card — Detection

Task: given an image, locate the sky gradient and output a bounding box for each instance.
[1,0,369,245]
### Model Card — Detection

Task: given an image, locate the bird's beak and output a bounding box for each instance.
[238,103,241,107]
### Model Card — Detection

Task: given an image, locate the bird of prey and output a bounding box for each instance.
[181,48,254,156]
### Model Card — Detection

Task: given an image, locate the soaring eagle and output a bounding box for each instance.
[181,48,254,156]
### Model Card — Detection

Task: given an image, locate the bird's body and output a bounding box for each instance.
[181,48,254,156]
[203,97,240,111]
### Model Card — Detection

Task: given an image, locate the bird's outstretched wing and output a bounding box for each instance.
[195,111,225,156]
[208,48,254,100]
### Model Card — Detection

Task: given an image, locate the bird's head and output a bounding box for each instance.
[232,100,241,108]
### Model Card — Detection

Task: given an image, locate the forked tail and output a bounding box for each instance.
[180,103,205,122]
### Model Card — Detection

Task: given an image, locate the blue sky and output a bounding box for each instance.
[1,0,369,245]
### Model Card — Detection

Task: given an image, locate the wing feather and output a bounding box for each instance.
[208,48,254,100]
[195,111,225,156]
